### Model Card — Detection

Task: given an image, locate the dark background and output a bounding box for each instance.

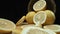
[0,0,60,24]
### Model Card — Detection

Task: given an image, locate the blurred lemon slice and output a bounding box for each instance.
[21,26,56,34]
[16,16,26,26]
[33,0,46,11]
[20,24,35,28]
[44,10,55,25]
[43,24,60,34]
[0,18,16,33]
[20,24,42,29]
[26,11,36,24]
[33,11,46,26]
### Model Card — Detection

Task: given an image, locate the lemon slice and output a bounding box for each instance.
[16,16,26,26]
[44,10,55,25]
[0,18,16,33]
[26,11,36,24]
[43,24,60,34]
[21,26,56,34]
[33,11,46,26]
[20,24,42,29]
[33,0,46,11]
[20,24,35,28]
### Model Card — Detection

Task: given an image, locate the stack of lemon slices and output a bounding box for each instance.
[12,0,58,34]
[0,0,58,34]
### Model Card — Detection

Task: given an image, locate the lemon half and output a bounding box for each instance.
[0,18,16,33]
[33,11,46,26]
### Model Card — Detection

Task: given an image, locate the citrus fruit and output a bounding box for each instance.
[26,11,36,24]
[33,0,46,11]
[16,16,26,26]
[0,18,16,33]
[21,26,56,34]
[33,11,46,26]
[44,10,55,25]
[43,24,60,34]
[33,10,55,26]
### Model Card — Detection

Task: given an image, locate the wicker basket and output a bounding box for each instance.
[27,0,56,13]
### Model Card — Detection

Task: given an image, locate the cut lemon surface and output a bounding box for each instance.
[43,24,60,33]
[16,16,26,26]
[26,11,36,24]
[0,18,16,33]
[33,11,46,26]
[33,0,46,11]
[44,10,55,25]
[21,26,56,34]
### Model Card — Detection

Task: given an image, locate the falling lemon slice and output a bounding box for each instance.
[33,11,46,26]
[16,16,26,26]
[33,0,46,11]
[44,10,55,25]
[26,11,36,24]
[21,26,56,34]
[43,24,60,34]
[0,18,16,33]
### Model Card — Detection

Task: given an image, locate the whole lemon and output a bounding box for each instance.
[26,11,36,24]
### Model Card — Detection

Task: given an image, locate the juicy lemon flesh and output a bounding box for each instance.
[33,0,46,11]
[27,29,48,34]
[0,21,14,29]
[35,12,46,24]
